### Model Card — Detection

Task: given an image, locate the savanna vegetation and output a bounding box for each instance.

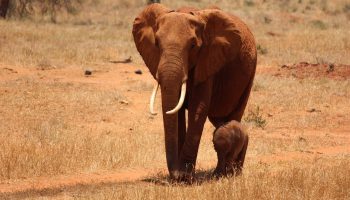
[0,0,349,199]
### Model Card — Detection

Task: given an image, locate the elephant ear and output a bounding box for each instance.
[194,10,242,84]
[132,4,172,79]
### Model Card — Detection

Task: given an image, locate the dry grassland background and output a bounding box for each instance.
[0,0,349,199]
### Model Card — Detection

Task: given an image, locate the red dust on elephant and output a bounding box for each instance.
[132,3,256,182]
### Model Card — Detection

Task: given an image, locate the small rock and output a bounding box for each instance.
[327,63,334,73]
[124,56,132,63]
[134,69,143,75]
[109,56,132,64]
[119,100,129,105]
[264,16,272,24]
[307,108,321,113]
[3,67,18,73]
[85,69,92,76]
[307,108,316,112]
[301,150,313,154]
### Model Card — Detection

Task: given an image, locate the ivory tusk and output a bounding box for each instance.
[166,82,186,115]
[149,83,159,115]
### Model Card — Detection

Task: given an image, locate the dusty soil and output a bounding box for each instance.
[259,62,350,80]
[0,168,154,195]
[0,63,349,197]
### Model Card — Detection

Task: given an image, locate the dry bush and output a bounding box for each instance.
[7,0,84,22]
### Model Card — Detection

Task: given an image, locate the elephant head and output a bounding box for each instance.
[132,4,242,178]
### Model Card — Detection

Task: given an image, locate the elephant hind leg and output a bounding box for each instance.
[208,73,255,128]
[213,151,227,177]
[224,136,249,176]
[228,74,255,122]
[234,135,249,175]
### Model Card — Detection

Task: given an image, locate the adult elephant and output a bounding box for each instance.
[132,4,256,181]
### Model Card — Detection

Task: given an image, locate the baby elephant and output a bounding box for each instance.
[213,120,249,177]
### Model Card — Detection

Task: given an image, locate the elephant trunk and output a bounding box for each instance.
[161,82,180,178]
[157,52,187,179]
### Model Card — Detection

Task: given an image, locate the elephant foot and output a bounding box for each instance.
[168,164,195,184]
[225,163,243,177]
[168,173,195,184]
[168,170,195,184]
[169,170,180,181]
[212,168,225,179]
[178,171,196,184]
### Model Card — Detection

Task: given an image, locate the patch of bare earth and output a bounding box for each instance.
[0,168,153,196]
[259,62,350,80]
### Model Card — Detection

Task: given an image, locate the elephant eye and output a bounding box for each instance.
[191,43,195,49]
[190,39,196,49]
[155,38,159,48]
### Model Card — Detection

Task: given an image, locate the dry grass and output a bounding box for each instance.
[1,0,349,67]
[0,0,350,199]
[33,158,350,200]
[248,75,350,129]
[0,21,131,67]
[0,78,165,181]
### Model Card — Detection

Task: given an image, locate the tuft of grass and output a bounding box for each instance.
[310,19,328,30]
[244,106,267,129]
[257,44,268,55]
[244,0,255,7]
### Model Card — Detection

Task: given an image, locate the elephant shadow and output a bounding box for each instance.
[142,168,232,186]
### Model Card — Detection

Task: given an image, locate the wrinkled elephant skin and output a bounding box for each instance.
[132,4,256,182]
[213,120,249,177]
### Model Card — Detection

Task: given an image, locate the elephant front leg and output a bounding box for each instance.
[178,106,186,156]
[213,152,226,177]
[179,78,213,181]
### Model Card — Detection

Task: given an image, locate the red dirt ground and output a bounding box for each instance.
[259,62,350,80]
